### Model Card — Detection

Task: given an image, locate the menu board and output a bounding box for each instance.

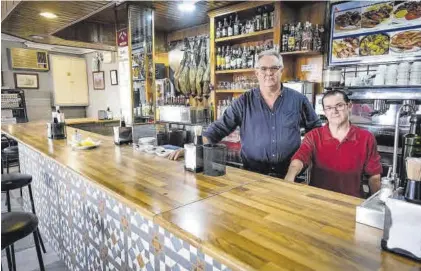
[329,1,421,66]
[10,48,49,71]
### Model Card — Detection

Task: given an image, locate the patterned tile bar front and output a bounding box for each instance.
[19,144,231,271]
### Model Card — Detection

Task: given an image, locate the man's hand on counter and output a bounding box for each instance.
[168,149,184,160]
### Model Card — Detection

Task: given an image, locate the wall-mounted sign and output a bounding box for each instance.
[329,1,421,66]
[93,71,105,90]
[10,48,49,71]
[14,73,39,89]
[301,64,315,72]
[117,29,128,47]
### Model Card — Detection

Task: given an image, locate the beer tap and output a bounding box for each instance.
[391,99,417,188]
[369,99,390,116]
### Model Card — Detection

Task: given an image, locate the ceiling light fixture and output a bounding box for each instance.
[30,35,44,40]
[40,12,57,19]
[177,2,196,12]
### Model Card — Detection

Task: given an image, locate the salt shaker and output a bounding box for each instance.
[379,177,394,203]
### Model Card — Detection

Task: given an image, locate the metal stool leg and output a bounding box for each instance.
[33,229,45,271]
[6,190,11,212]
[6,156,9,174]
[28,184,46,253]
[5,246,13,271]
[5,191,17,271]
[20,188,23,197]
[11,244,16,271]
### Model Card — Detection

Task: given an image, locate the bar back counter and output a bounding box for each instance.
[2,121,420,271]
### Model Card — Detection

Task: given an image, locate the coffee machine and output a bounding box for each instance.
[400,114,421,187]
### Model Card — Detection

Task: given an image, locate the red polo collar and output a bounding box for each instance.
[321,124,358,142]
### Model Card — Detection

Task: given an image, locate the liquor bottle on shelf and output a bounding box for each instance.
[255,6,262,31]
[301,22,312,51]
[216,21,222,39]
[236,46,242,69]
[313,24,324,52]
[225,46,231,70]
[233,13,240,36]
[230,49,236,70]
[221,46,226,70]
[241,46,248,69]
[262,6,269,30]
[294,22,302,51]
[216,47,222,70]
[269,6,274,29]
[247,46,255,68]
[288,24,295,52]
[254,45,261,66]
[228,15,234,37]
[282,24,288,52]
[222,18,228,37]
[217,100,222,118]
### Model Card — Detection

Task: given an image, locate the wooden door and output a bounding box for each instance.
[51,55,89,106]
[51,55,72,105]
[69,57,89,105]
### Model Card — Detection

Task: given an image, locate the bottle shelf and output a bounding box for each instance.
[215,29,274,43]
[215,68,255,74]
[215,89,247,93]
[279,50,322,56]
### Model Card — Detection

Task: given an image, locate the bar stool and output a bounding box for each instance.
[1,134,20,174]
[2,212,45,271]
[2,173,46,255]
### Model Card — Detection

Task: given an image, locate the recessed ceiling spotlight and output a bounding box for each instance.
[40,12,57,19]
[30,35,44,40]
[178,2,196,12]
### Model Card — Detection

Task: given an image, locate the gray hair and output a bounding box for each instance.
[255,50,283,68]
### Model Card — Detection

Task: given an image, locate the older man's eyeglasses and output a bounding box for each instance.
[324,103,348,113]
[257,66,282,73]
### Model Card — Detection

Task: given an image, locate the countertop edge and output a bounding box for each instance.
[2,129,156,220]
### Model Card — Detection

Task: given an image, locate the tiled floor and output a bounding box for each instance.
[1,168,67,271]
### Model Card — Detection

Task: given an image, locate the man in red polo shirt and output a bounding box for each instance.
[284,90,382,197]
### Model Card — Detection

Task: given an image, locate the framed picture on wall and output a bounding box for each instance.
[110,70,118,85]
[93,71,105,90]
[14,73,39,89]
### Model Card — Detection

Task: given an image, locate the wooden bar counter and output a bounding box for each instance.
[2,121,420,271]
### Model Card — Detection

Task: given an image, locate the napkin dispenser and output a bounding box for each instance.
[381,193,421,261]
[47,123,66,139]
[113,126,132,145]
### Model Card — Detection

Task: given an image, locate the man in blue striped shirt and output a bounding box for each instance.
[170,50,321,178]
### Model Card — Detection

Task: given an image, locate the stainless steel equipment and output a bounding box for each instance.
[371,100,389,116]
[346,87,421,172]
[353,87,421,235]
[158,106,205,124]
[356,190,385,229]
[400,114,421,187]
[284,81,315,105]
[391,101,417,188]
[382,191,421,261]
